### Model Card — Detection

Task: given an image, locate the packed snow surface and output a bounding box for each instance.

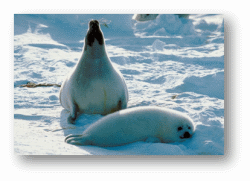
[14,14,224,155]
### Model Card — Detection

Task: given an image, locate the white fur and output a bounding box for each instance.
[65,106,195,147]
[59,21,128,123]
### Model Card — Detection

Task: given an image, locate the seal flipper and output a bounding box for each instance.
[68,103,78,124]
[109,99,124,114]
[65,134,91,146]
[118,99,122,110]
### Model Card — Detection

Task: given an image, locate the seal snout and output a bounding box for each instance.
[180,132,191,139]
[85,19,104,47]
[89,20,100,30]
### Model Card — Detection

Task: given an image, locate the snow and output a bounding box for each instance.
[14,14,224,155]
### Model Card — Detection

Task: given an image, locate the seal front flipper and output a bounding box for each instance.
[67,103,78,124]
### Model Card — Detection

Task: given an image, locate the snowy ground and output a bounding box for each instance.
[14,14,224,155]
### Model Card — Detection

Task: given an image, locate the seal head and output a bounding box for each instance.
[85,20,104,47]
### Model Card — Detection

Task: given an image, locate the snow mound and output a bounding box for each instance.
[152,39,166,51]
[133,14,196,37]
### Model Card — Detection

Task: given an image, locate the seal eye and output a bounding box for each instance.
[188,126,191,130]
[177,126,183,131]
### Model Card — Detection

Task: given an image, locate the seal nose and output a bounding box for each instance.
[89,20,100,29]
[183,132,191,138]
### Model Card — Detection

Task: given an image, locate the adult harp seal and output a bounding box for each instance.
[59,20,128,123]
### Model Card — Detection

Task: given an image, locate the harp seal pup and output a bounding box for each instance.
[59,20,128,123]
[65,106,195,147]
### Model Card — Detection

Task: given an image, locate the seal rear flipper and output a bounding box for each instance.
[65,134,91,146]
